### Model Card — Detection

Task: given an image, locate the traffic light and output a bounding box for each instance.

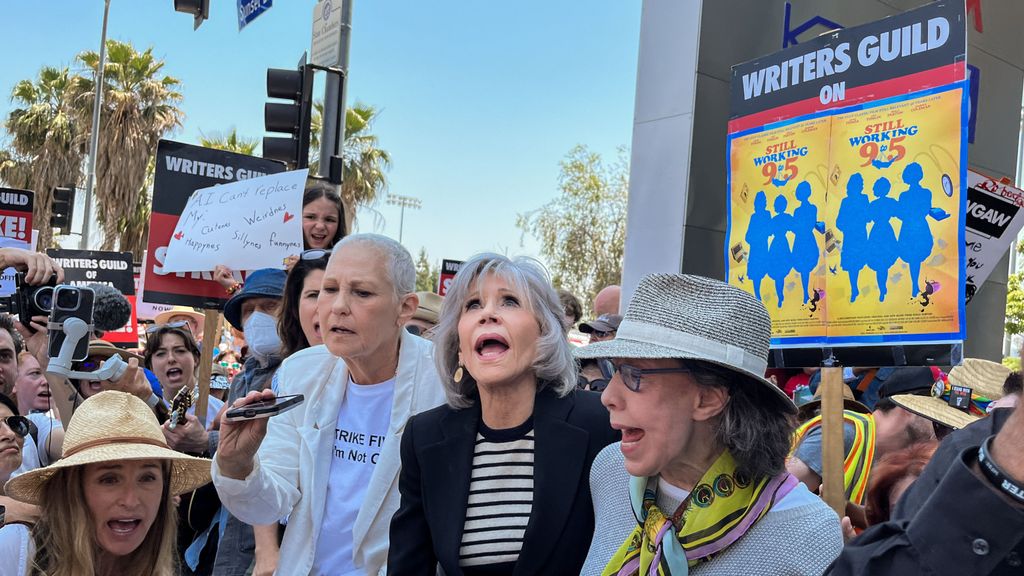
[51,186,75,236]
[264,56,314,169]
[173,0,210,29]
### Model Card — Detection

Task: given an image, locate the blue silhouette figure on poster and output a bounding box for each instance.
[745,191,772,300]
[766,195,795,308]
[897,162,948,297]
[791,181,821,304]
[866,177,899,302]
[836,174,869,302]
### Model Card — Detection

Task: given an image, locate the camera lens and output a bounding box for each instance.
[55,288,80,310]
[33,287,54,312]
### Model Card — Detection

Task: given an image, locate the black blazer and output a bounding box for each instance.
[388,388,619,576]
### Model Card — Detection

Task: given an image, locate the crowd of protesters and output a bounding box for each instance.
[0,183,1021,575]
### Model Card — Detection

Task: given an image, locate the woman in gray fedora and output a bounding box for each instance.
[578,274,842,576]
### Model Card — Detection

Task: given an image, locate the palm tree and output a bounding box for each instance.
[74,40,183,251]
[118,156,154,259]
[1,66,85,249]
[200,128,258,155]
[310,102,391,232]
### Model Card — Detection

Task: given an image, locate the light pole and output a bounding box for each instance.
[81,0,111,249]
[386,194,421,244]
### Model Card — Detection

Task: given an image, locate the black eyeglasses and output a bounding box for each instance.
[590,330,616,339]
[301,249,331,260]
[615,364,692,392]
[145,320,192,335]
[1,415,30,438]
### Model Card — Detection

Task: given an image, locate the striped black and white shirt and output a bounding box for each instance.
[458,417,535,573]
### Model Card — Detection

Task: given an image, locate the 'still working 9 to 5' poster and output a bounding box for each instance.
[726,0,967,348]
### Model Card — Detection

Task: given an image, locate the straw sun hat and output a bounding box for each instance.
[4,391,212,504]
[891,358,1010,430]
[575,274,796,414]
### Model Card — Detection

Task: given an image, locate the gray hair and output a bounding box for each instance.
[333,233,416,298]
[434,253,576,408]
[685,360,796,480]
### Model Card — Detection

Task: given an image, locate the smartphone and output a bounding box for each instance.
[225,394,305,422]
[47,286,95,361]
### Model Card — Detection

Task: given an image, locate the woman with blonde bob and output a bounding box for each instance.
[389,253,619,575]
[0,391,212,576]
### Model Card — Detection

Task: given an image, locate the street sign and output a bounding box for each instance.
[238,0,272,31]
[312,0,342,68]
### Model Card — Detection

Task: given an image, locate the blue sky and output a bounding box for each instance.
[0,1,641,268]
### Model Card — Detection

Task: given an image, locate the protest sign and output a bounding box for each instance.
[136,252,174,320]
[726,0,967,354]
[47,249,137,347]
[0,230,38,297]
[0,188,33,242]
[438,259,464,296]
[143,140,286,309]
[161,169,307,273]
[0,188,36,296]
[964,171,1024,303]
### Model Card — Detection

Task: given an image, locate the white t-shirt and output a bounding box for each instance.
[312,376,395,576]
[12,413,63,477]
[0,523,30,576]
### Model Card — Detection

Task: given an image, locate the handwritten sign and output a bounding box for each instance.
[162,169,307,273]
[964,170,1024,303]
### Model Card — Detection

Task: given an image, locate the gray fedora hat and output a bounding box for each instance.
[576,273,796,413]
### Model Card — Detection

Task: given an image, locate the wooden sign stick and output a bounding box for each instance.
[820,366,846,517]
[195,310,222,425]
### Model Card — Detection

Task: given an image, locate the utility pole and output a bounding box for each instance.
[386,194,421,244]
[81,0,111,249]
[318,0,353,182]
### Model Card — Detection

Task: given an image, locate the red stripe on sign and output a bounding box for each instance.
[141,213,230,307]
[103,295,139,347]
[728,63,966,134]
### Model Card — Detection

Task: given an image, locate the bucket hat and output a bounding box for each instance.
[576,274,796,413]
[5,391,212,504]
[413,291,444,325]
[797,381,871,420]
[223,269,287,330]
[891,358,1010,430]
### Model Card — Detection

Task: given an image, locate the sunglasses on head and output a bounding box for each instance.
[145,320,192,335]
[301,249,331,261]
[1,415,30,438]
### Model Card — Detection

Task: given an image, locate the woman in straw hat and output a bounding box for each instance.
[891,358,1012,432]
[577,274,842,575]
[0,391,211,576]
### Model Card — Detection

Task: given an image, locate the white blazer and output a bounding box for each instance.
[212,332,446,576]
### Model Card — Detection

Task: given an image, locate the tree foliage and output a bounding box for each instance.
[1008,269,1024,336]
[199,128,258,155]
[415,248,439,293]
[516,145,628,316]
[74,40,183,253]
[310,101,391,234]
[1,66,86,249]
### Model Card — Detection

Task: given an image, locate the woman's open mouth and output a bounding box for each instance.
[474,334,509,359]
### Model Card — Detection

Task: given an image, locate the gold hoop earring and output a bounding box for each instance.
[453,364,465,384]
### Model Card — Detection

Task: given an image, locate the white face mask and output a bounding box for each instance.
[243,311,282,362]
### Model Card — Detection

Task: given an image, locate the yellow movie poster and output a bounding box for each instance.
[728,117,832,343]
[824,89,964,340]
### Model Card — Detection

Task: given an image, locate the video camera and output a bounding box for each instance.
[0,272,58,329]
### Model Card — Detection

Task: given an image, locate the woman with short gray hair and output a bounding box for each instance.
[388,253,619,576]
[578,273,842,575]
[213,233,446,576]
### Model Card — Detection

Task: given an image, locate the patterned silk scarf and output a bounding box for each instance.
[603,451,798,576]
